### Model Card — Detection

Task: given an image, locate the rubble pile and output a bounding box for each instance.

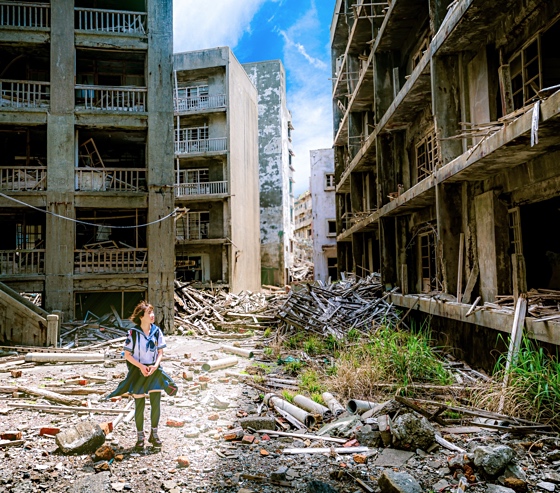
[278,273,399,339]
[174,280,287,338]
[493,288,560,321]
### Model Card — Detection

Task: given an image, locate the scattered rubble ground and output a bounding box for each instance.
[1,279,560,493]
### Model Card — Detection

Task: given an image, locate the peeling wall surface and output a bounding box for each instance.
[243,61,293,286]
[310,149,336,281]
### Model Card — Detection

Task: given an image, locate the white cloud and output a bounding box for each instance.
[173,0,267,52]
[277,29,328,70]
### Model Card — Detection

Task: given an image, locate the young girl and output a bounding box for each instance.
[105,301,175,449]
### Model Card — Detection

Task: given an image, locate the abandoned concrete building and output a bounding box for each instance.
[0,0,175,332]
[331,0,560,363]
[173,48,261,293]
[243,60,295,286]
[310,149,337,283]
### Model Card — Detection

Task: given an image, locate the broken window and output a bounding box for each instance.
[419,230,437,292]
[176,212,210,240]
[412,37,430,70]
[325,173,335,190]
[510,37,541,110]
[327,220,337,237]
[186,126,209,142]
[508,207,523,256]
[416,128,438,183]
[16,223,43,249]
[176,255,204,282]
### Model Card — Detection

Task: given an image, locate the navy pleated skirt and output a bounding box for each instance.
[104,365,176,399]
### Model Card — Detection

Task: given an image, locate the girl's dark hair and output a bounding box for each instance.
[129,301,153,325]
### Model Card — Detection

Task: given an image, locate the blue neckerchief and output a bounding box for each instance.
[131,324,158,354]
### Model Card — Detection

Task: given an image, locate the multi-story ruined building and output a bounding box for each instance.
[243,61,295,286]
[331,0,560,364]
[294,190,312,241]
[0,0,175,330]
[310,149,337,282]
[173,48,260,293]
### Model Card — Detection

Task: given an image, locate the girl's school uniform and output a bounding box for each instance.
[104,324,177,399]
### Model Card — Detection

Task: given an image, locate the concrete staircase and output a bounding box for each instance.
[0,282,58,347]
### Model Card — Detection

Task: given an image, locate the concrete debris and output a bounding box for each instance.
[378,469,423,493]
[473,445,516,476]
[391,413,437,451]
[55,420,106,455]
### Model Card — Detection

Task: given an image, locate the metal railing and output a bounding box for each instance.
[0,249,45,275]
[74,248,147,274]
[175,180,228,197]
[75,85,146,112]
[174,93,226,112]
[0,79,50,108]
[75,7,146,34]
[0,1,50,28]
[75,168,146,192]
[174,137,227,155]
[0,166,46,190]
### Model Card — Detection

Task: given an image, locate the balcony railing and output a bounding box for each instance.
[0,79,50,108]
[75,7,146,34]
[74,248,147,274]
[0,1,50,28]
[75,85,146,112]
[0,249,45,275]
[175,180,228,197]
[174,93,226,112]
[175,138,227,155]
[75,168,146,192]
[0,166,46,191]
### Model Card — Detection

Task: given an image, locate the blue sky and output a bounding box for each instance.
[173,0,336,196]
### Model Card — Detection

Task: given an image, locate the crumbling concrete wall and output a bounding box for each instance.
[310,149,337,281]
[243,61,293,286]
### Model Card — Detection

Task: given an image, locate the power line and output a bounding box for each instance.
[0,191,182,229]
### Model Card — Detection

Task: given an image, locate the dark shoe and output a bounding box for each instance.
[133,438,144,450]
[148,432,162,448]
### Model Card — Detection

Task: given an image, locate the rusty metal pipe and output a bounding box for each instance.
[201,356,238,372]
[322,392,345,417]
[264,393,316,428]
[346,399,377,415]
[293,395,331,420]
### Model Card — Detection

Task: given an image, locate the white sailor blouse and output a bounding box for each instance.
[124,324,166,365]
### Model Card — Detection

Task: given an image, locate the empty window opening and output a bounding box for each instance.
[176,212,210,240]
[416,128,438,183]
[419,230,437,292]
[325,173,335,190]
[520,196,560,290]
[75,291,144,322]
[327,256,337,281]
[327,220,337,237]
[176,254,210,283]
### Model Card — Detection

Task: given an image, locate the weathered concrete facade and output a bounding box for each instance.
[243,61,294,286]
[0,0,175,331]
[173,48,260,293]
[331,0,560,362]
[310,149,337,282]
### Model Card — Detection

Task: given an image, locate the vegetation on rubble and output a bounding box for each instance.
[473,336,560,429]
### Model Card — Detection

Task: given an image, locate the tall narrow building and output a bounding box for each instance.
[243,61,294,286]
[173,48,261,293]
[0,0,175,330]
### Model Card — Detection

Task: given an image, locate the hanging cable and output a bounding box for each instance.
[0,191,183,229]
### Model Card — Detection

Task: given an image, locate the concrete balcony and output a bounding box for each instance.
[0,249,45,275]
[174,93,226,113]
[0,166,46,191]
[174,137,227,155]
[74,248,147,274]
[75,7,146,34]
[174,180,228,198]
[75,85,146,112]
[0,79,50,109]
[0,1,50,28]
[75,168,146,192]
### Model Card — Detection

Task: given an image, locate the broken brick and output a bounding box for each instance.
[177,456,190,467]
[94,444,115,462]
[353,453,367,464]
[242,435,255,444]
[198,376,210,382]
[1,431,22,441]
[166,419,185,428]
[10,370,22,378]
[260,449,269,456]
[99,422,113,435]
[343,439,358,447]
[208,413,219,421]
[39,427,60,437]
[110,396,122,402]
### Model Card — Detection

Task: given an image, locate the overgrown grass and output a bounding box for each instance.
[328,322,452,400]
[299,369,325,394]
[472,336,560,429]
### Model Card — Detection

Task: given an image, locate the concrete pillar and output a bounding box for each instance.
[431,54,462,166]
[429,0,451,33]
[347,55,360,95]
[374,51,394,122]
[395,216,410,293]
[350,172,362,213]
[436,183,463,295]
[380,217,397,288]
[45,0,76,318]
[146,0,174,332]
[474,191,511,302]
[376,133,396,208]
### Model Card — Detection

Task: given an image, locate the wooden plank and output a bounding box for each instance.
[465,296,481,317]
[457,233,464,303]
[461,262,479,304]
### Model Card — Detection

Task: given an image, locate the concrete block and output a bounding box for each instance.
[55,420,106,455]
[239,416,276,431]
